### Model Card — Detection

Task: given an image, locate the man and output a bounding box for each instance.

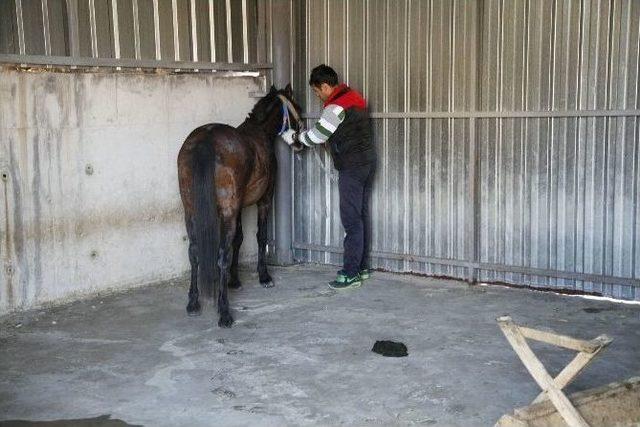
[282,64,377,289]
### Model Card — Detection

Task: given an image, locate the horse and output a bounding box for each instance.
[177,84,303,328]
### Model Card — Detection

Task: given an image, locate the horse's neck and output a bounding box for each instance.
[239,116,278,140]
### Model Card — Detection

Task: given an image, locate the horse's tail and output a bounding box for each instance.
[192,137,219,300]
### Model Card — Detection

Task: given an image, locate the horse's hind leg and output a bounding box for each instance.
[256,199,274,288]
[217,215,237,327]
[185,217,201,315]
[228,215,243,289]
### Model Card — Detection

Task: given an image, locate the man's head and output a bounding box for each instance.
[309,64,339,102]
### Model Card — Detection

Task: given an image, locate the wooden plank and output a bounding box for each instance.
[497,317,591,427]
[531,341,610,404]
[495,414,529,427]
[507,377,640,426]
[517,326,609,353]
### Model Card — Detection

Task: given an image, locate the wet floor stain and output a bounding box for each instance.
[0,415,142,426]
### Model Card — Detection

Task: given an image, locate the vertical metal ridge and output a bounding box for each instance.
[634,118,640,284]
[41,0,51,56]
[111,0,120,60]
[403,0,410,269]
[242,0,248,63]
[587,0,600,276]
[66,0,80,59]
[382,0,389,261]
[521,0,529,274]
[344,0,348,84]
[225,0,233,62]
[363,0,368,99]
[267,0,273,64]
[548,0,558,273]
[289,0,295,252]
[15,0,25,55]
[189,0,198,64]
[256,0,265,65]
[324,0,330,264]
[496,0,503,267]
[620,0,632,109]
[425,0,432,262]
[636,12,640,109]
[208,0,216,62]
[576,0,588,280]
[89,0,99,57]
[172,0,179,61]
[600,0,613,278]
[449,0,456,271]
[132,0,141,60]
[469,0,481,282]
[153,0,161,60]
[305,0,310,260]
[289,0,293,89]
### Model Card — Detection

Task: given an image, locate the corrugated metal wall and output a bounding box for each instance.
[0,0,269,67]
[291,0,640,300]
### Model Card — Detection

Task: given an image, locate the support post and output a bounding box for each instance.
[271,0,293,265]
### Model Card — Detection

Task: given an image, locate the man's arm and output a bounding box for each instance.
[282,104,344,147]
[282,104,345,148]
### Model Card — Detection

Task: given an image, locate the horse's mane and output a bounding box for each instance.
[246,91,281,125]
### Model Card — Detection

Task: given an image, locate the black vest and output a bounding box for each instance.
[327,107,377,171]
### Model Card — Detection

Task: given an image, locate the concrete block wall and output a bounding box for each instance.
[0,69,263,315]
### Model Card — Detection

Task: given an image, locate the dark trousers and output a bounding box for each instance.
[338,162,376,277]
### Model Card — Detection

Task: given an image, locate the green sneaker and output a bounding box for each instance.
[359,268,373,280]
[328,271,362,290]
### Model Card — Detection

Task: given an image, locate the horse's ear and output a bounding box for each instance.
[284,83,293,97]
[269,85,277,93]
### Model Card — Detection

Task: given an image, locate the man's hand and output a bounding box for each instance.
[281,129,297,145]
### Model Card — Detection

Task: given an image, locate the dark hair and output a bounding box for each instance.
[309,64,339,87]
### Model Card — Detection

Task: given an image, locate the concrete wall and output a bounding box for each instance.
[0,68,263,315]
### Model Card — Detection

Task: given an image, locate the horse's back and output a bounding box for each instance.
[181,123,237,147]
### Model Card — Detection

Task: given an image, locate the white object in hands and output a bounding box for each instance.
[281,129,297,145]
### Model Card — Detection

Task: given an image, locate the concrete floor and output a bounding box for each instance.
[1,264,639,427]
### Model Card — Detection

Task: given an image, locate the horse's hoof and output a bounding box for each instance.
[261,281,275,288]
[259,273,273,283]
[218,313,234,328]
[186,301,201,316]
[229,280,242,290]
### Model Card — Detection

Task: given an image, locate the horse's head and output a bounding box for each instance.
[275,85,305,152]
[251,84,305,151]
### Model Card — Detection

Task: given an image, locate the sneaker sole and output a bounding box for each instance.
[328,280,362,290]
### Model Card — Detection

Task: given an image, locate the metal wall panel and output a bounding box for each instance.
[45,0,67,55]
[137,0,155,59]
[477,0,640,298]
[194,0,211,62]
[292,0,640,300]
[0,1,18,54]
[0,0,269,70]
[116,0,136,59]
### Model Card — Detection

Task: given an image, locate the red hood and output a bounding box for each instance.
[323,84,367,110]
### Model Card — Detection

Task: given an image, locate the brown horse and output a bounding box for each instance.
[177,84,303,327]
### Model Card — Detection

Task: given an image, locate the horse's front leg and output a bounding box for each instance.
[217,215,236,328]
[256,199,274,288]
[229,214,243,289]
